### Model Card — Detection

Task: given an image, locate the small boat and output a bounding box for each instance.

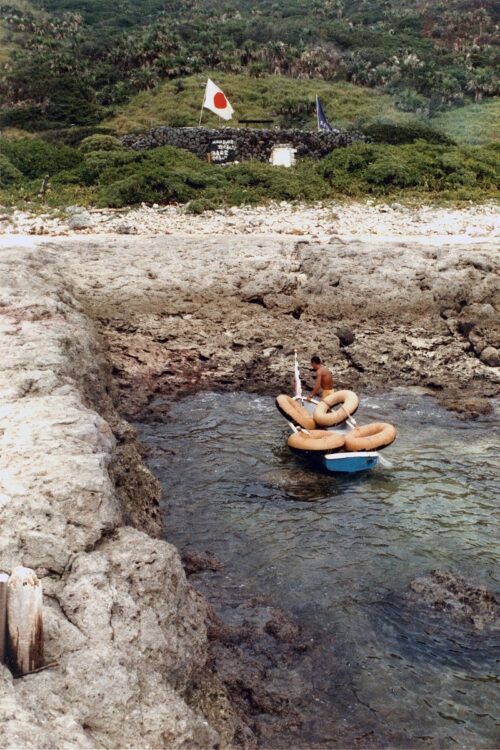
[276,362,396,474]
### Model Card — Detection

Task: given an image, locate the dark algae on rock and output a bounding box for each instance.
[407,570,500,632]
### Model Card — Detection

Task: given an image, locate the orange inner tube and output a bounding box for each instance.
[313,390,360,427]
[344,422,397,452]
[288,429,345,453]
[275,395,316,430]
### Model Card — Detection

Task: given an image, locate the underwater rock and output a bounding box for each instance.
[407,570,499,632]
[182,550,225,575]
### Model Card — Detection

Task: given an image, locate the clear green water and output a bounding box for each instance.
[137,390,500,748]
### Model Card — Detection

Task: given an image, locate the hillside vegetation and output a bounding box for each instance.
[107,74,500,148]
[0,0,498,210]
[0,0,498,131]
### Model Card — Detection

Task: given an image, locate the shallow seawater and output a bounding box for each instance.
[137,390,500,748]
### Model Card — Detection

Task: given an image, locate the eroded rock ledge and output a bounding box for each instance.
[0,247,228,748]
[36,234,497,418]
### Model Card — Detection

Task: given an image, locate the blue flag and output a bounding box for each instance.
[316,96,335,132]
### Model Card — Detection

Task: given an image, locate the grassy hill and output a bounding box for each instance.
[0,0,498,211]
[107,75,415,133]
[431,99,500,145]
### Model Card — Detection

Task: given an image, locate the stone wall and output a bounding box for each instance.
[121,126,366,161]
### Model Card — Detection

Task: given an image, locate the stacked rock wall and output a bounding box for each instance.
[121,126,366,160]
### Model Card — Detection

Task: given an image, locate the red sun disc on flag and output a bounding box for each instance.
[214,92,228,109]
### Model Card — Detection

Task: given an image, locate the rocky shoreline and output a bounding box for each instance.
[0,246,240,747]
[0,200,498,243]
[0,222,498,748]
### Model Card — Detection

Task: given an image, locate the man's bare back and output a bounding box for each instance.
[309,356,334,399]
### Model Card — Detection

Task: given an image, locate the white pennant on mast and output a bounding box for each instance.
[294,350,302,400]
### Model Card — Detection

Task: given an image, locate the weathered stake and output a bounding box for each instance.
[6,567,44,676]
[0,572,8,665]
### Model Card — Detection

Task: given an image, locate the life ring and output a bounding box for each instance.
[344,422,397,452]
[275,395,316,430]
[313,390,359,427]
[288,429,345,454]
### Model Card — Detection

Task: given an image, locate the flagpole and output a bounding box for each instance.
[198,81,206,127]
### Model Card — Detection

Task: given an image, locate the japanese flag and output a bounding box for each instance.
[203,78,234,121]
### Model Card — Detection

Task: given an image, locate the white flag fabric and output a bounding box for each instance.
[294,351,302,400]
[203,78,234,121]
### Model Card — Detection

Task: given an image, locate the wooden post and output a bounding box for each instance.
[6,567,43,676]
[0,572,8,665]
[37,175,49,200]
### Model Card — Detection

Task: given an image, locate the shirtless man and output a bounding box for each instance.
[307,355,334,400]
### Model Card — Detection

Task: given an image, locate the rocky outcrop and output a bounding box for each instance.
[0,230,498,748]
[31,235,498,418]
[121,126,365,161]
[0,248,224,748]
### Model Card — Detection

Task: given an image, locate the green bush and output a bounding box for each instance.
[223,160,328,203]
[362,121,453,145]
[77,149,141,185]
[321,141,499,196]
[79,134,123,153]
[97,164,199,206]
[185,197,219,214]
[320,143,377,192]
[0,154,23,188]
[0,139,82,179]
[364,157,417,188]
[96,146,229,206]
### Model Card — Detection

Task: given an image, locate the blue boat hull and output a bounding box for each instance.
[289,448,379,474]
[322,451,378,473]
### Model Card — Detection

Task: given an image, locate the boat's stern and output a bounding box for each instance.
[322,451,379,473]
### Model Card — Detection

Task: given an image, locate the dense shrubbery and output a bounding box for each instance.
[320,142,499,195]
[0,136,498,208]
[0,154,23,187]
[0,138,82,179]
[41,126,119,147]
[1,0,498,131]
[79,135,123,153]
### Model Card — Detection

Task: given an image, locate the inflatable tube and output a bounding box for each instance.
[313,390,360,427]
[288,429,345,454]
[344,422,397,452]
[275,395,316,430]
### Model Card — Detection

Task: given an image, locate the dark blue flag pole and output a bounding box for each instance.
[316,95,335,132]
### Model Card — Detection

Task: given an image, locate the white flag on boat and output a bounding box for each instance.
[202,78,234,121]
[294,350,302,400]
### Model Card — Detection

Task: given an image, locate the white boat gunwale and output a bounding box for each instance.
[323,451,379,460]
